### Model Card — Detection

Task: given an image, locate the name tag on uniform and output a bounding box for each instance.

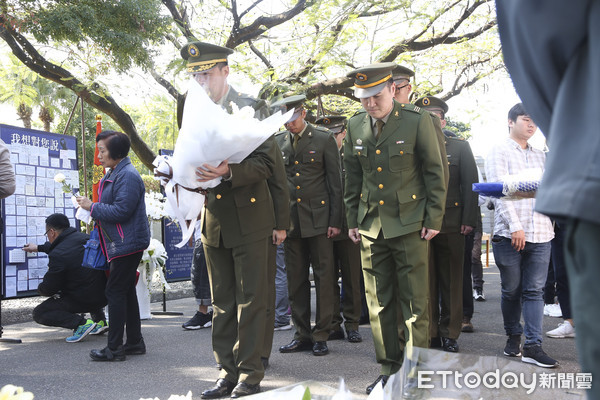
[354,146,363,150]
[309,150,316,154]
[396,140,404,144]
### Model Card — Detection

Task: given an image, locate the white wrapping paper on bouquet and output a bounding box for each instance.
[156,79,292,247]
[472,168,543,199]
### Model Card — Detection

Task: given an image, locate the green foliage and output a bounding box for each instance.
[141,174,161,193]
[123,95,179,174]
[445,117,471,140]
[13,0,170,72]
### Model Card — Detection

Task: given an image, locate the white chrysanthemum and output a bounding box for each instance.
[53,173,66,183]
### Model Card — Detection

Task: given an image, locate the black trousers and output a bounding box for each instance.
[33,296,106,330]
[106,252,144,350]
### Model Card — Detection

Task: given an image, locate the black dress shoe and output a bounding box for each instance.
[347,330,362,343]
[328,329,345,340]
[123,338,146,355]
[90,346,126,362]
[441,337,459,353]
[312,341,329,356]
[430,337,442,348]
[261,357,269,370]
[279,339,313,353]
[366,375,389,394]
[230,382,260,398]
[200,378,235,399]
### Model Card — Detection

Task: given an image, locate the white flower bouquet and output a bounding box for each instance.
[155,78,292,247]
[145,192,169,221]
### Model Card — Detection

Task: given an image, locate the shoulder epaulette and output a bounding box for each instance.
[351,109,367,117]
[400,103,425,114]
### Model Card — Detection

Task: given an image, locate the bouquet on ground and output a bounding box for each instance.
[473,168,543,199]
[145,191,170,221]
[154,78,292,247]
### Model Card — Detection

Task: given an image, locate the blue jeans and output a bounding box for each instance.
[492,236,551,346]
[274,244,290,327]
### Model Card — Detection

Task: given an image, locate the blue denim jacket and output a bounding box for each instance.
[91,157,150,261]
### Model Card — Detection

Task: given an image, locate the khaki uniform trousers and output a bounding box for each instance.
[204,236,269,385]
[284,233,335,342]
[332,238,363,331]
[429,232,465,340]
[361,230,429,376]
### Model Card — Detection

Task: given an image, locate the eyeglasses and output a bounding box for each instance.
[44,229,52,237]
[395,83,409,92]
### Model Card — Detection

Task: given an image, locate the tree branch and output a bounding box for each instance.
[239,0,264,20]
[162,0,194,40]
[0,16,156,169]
[248,40,273,70]
[380,0,495,61]
[225,0,309,48]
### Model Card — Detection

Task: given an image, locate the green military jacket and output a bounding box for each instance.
[334,148,350,242]
[343,100,447,239]
[440,135,479,233]
[275,123,343,239]
[200,87,289,248]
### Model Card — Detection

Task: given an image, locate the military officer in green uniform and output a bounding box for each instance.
[179,41,289,399]
[392,65,449,186]
[273,95,343,357]
[414,96,479,353]
[314,115,363,343]
[343,63,447,394]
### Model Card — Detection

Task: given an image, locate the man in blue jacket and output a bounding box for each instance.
[24,213,107,343]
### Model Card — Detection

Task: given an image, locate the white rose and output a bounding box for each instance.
[54,173,66,183]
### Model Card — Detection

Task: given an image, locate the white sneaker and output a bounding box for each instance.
[547,321,575,338]
[543,303,562,318]
[274,323,292,331]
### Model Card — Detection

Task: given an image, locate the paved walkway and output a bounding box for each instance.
[0,265,584,399]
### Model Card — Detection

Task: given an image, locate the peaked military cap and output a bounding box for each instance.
[271,94,306,123]
[392,65,415,85]
[346,62,396,99]
[315,115,347,134]
[180,41,234,73]
[414,96,449,116]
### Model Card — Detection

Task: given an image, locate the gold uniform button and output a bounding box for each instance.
[378,184,384,189]
[412,194,417,199]
[400,151,404,155]
[360,193,363,198]
[377,167,382,172]
[401,104,405,108]
[321,200,325,205]
[295,172,300,176]
[358,151,361,156]
[311,158,314,162]
[455,202,459,206]
[216,194,222,199]
[250,198,256,203]
[376,149,381,155]
[379,200,384,205]
[297,198,302,203]
[294,161,299,165]
[296,185,301,190]
[448,161,450,165]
